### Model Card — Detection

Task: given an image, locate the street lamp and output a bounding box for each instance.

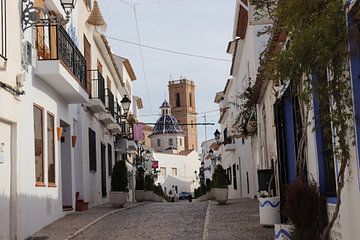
[22,0,77,31]
[214,129,221,144]
[120,95,131,118]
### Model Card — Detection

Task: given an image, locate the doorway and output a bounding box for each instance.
[61,121,73,210]
[101,143,107,198]
[0,120,14,239]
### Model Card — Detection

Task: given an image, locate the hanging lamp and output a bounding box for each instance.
[86,0,107,32]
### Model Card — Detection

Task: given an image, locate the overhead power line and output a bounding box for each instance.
[105,35,231,62]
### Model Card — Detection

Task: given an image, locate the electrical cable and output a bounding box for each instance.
[105,35,231,62]
[133,5,154,113]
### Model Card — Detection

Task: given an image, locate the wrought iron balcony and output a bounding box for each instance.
[98,88,117,125]
[85,70,106,113]
[34,24,88,103]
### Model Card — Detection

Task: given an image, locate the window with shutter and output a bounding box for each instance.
[88,128,97,172]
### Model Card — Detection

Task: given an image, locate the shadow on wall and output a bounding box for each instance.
[0,192,62,240]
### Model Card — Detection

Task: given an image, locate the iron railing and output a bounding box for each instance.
[88,70,105,104]
[36,24,87,90]
[0,0,6,60]
[105,88,115,118]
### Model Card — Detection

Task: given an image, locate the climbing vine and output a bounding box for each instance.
[250,0,354,239]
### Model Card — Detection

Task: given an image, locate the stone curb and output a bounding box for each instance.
[202,200,211,240]
[65,202,148,240]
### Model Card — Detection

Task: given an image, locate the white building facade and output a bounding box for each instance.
[0,1,142,239]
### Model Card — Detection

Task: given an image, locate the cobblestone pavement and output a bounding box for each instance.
[31,202,140,240]
[73,201,208,240]
[206,199,273,240]
[32,199,273,240]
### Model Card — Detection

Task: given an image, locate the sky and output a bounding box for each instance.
[100,0,235,147]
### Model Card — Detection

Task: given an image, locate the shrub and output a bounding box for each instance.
[212,165,229,188]
[153,184,165,197]
[200,182,206,195]
[285,179,328,240]
[111,160,128,192]
[144,174,155,191]
[135,168,145,190]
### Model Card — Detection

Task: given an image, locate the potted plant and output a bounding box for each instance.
[277,179,328,240]
[135,168,145,202]
[212,164,229,205]
[144,174,154,201]
[258,171,281,226]
[109,160,128,208]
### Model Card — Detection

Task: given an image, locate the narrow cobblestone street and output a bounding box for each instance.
[32,199,273,240]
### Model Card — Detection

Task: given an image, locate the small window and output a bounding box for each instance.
[176,93,181,107]
[180,138,182,146]
[169,138,173,146]
[189,92,192,107]
[172,168,177,176]
[108,143,112,176]
[47,112,56,185]
[160,167,166,176]
[89,128,97,172]
[157,139,161,147]
[34,105,44,185]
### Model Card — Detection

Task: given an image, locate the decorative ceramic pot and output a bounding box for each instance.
[259,197,281,226]
[214,188,228,205]
[109,191,128,208]
[135,190,145,202]
[144,191,153,201]
[274,224,293,240]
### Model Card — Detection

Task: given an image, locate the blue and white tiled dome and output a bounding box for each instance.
[152,100,184,136]
[152,115,184,135]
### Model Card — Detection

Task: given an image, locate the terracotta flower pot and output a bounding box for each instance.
[144,191,153,201]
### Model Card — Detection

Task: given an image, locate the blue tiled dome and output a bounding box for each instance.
[152,115,184,135]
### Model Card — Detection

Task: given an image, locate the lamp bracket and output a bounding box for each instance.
[22,0,69,32]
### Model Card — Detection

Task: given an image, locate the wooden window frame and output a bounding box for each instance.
[34,104,45,186]
[47,111,56,187]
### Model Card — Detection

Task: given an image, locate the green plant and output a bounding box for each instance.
[250,1,353,238]
[200,182,206,195]
[205,179,212,192]
[111,160,128,192]
[153,184,165,197]
[212,165,229,189]
[144,174,154,191]
[135,168,145,190]
[285,179,328,240]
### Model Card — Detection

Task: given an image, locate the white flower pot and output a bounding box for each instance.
[144,191,153,201]
[274,224,293,240]
[109,191,128,208]
[259,197,281,226]
[210,188,215,199]
[214,188,228,205]
[135,190,145,202]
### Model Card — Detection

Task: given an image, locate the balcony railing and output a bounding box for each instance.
[115,101,122,124]
[36,24,87,90]
[88,70,105,104]
[105,88,115,118]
